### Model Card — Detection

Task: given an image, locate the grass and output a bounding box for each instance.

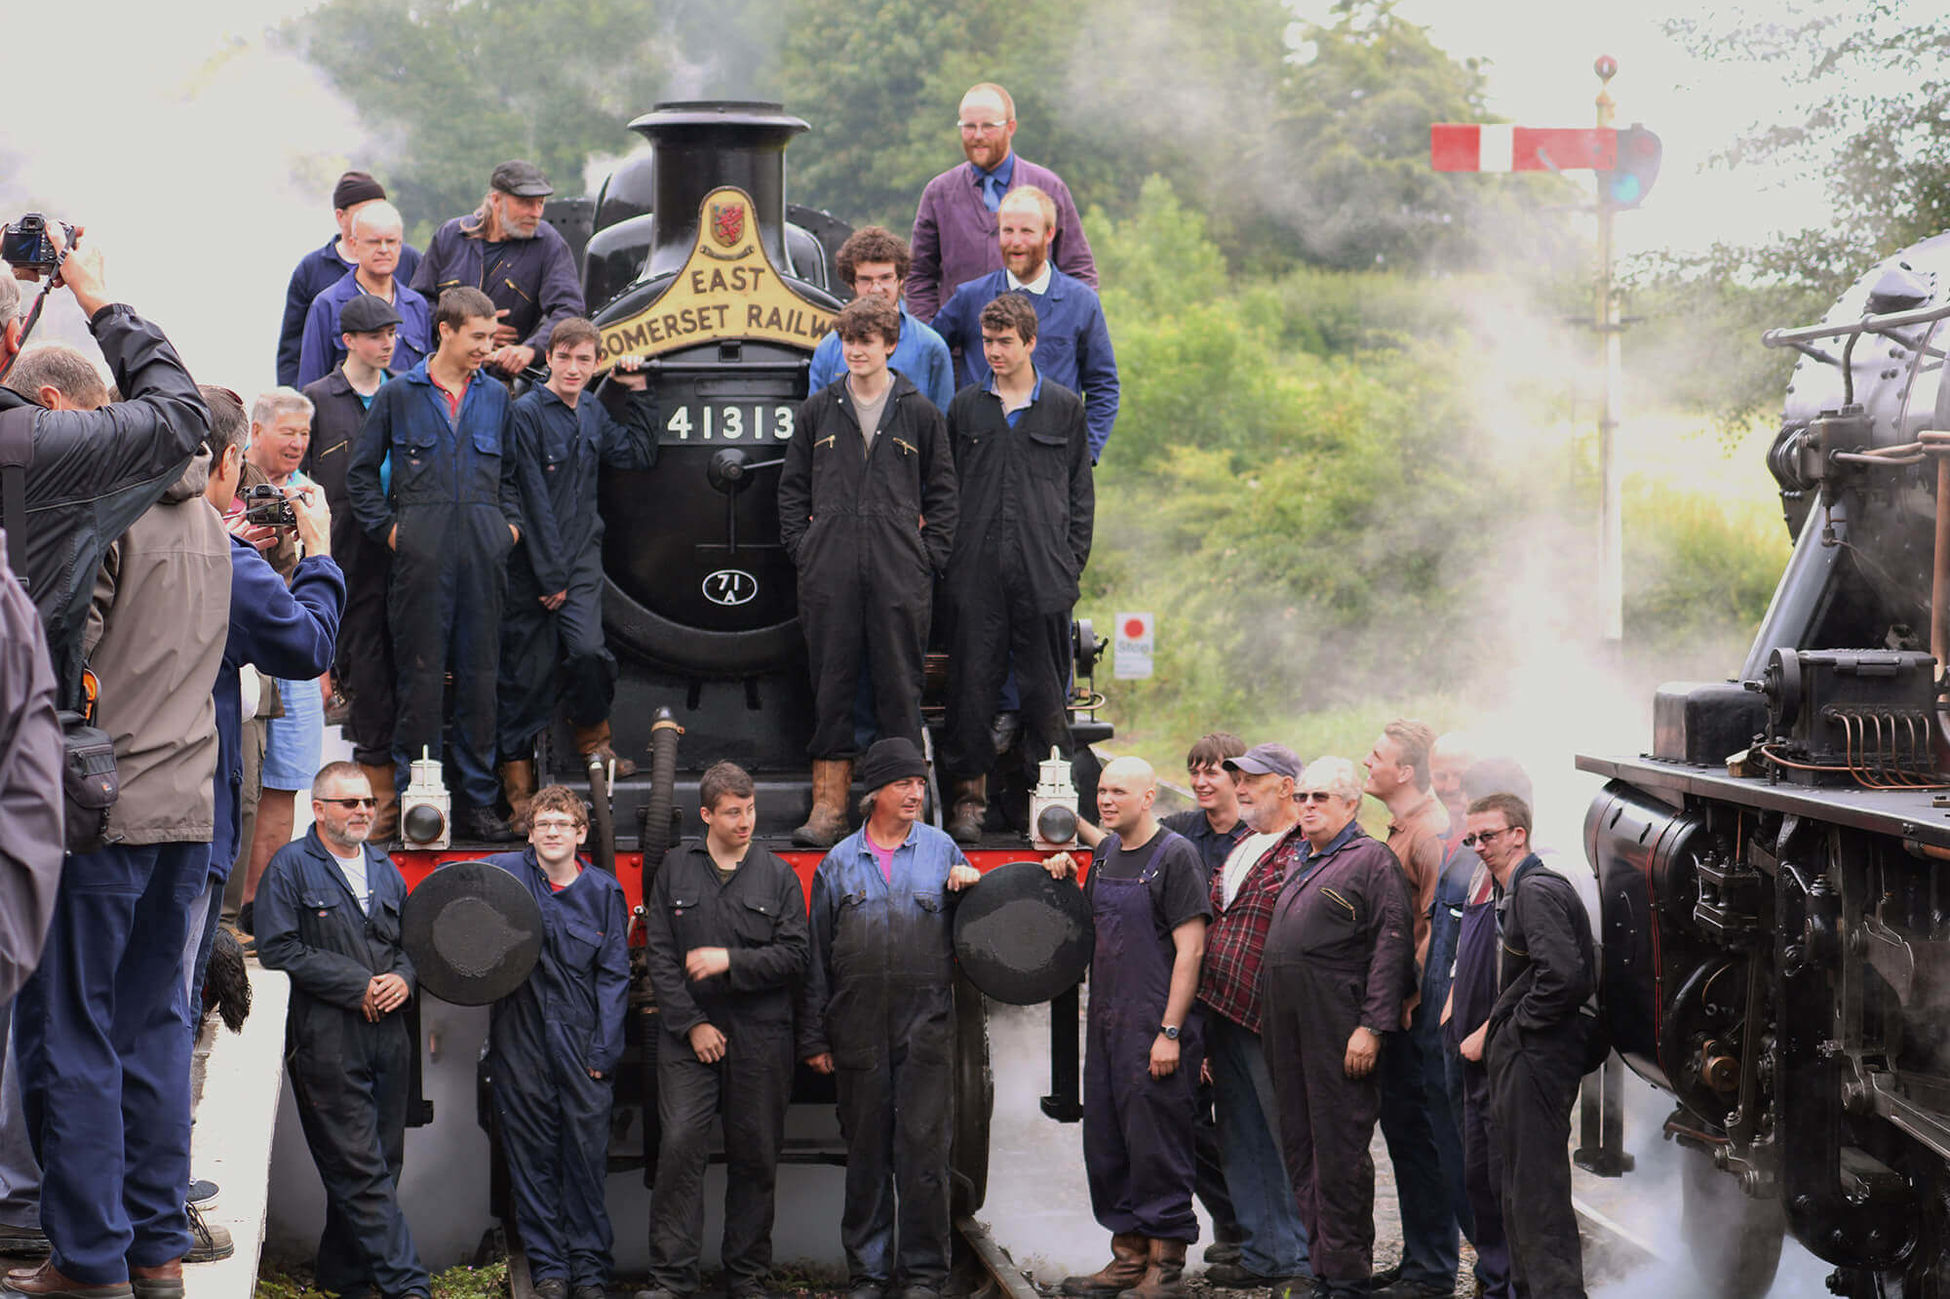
[256,1260,509,1299]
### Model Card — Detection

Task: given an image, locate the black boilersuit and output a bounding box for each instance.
[1486,856,1595,1299]
[642,842,809,1294]
[941,379,1093,781]
[777,374,957,759]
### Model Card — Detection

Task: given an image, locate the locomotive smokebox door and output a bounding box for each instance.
[953,861,1095,1005]
[401,861,544,1005]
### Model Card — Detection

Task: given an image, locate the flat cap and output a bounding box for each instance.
[1223,743,1303,781]
[333,170,387,210]
[491,159,554,197]
[339,293,402,334]
[858,737,927,792]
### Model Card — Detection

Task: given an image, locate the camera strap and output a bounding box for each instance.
[0,245,67,386]
[0,405,33,575]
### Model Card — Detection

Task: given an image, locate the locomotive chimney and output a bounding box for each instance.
[626,101,808,280]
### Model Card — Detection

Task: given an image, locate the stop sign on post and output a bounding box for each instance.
[1114,612,1154,680]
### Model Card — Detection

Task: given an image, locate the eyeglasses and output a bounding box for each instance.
[1461,827,1512,849]
[532,818,583,832]
[1297,791,1338,804]
[957,119,1009,134]
[318,797,376,808]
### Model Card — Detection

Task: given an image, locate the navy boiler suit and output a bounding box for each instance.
[479,849,630,1291]
[346,360,523,808]
[800,823,971,1290]
[1485,856,1594,1299]
[1447,866,1510,1298]
[642,842,809,1293]
[497,379,657,755]
[777,374,958,760]
[255,827,429,1298]
[1260,824,1412,1295]
[1081,830,1211,1244]
[941,376,1093,784]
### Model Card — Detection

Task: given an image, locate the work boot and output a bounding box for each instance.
[1060,1233,1148,1297]
[498,759,538,831]
[1116,1238,1187,1299]
[574,720,638,778]
[530,1281,567,1299]
[947,775,986,846]
[0,1260,131,1298]
[1202,1243,1243,1266]
[126,1262,182,1299]
[359,762,399,841]
[456,802,522,845]
[181,1202,232,1264]
[792,758,852,849]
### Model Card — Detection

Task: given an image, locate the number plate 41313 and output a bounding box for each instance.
[663,403,796,443]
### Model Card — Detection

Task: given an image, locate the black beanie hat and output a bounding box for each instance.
[333,170,387,210]
[857,737,927,792]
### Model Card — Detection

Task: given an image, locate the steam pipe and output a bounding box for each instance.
[1764,299,1950,347]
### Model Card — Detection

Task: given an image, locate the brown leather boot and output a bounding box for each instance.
[127,1261,183,1299]
[499,759,538,831]
[360,762,398,841]
[792,758,852,849]
[1,1259,132,1298]
[1059,1233,1148,1297]
[573,720,638,778]
[947,775,986,846]
[1116,1238,1186,1299]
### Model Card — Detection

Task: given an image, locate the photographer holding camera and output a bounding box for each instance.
[0,222,210,713]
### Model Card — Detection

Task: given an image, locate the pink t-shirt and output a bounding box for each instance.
[868,835,896,882]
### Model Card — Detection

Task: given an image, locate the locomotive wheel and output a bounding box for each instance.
[951,971,994,1217]
[1680,1148,1784,1299]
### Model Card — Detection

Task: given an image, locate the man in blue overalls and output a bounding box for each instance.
[481,785,630,1299]
[347,285,525,842]
[255,761,429,1299]
[799,738,980,1299]
[1055,756,1211,1299]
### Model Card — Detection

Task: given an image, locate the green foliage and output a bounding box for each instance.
[257,1260,508,1299]
[1623,479,1787,643]
[281,0,677,237]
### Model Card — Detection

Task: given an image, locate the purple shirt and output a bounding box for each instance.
[906,154,1098,323]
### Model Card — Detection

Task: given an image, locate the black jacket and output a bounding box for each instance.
[944,377,1093,611]
[777,373,958,580]
[301,365,389,566]
[1488,855,1594,1039]
[643,841,809,1038]
[0,305,209,707]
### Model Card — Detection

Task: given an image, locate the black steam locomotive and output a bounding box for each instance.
[1580,233,1950,1295]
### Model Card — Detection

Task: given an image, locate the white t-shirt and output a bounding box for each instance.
[330,846,370,913]
[1221,831,1280,909]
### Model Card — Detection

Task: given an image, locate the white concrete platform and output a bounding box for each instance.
[186,963,288,1299]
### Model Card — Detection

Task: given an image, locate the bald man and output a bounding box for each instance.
[907,82,1097,325]
[1055,757,1211,1299]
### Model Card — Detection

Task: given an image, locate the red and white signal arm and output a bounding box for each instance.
[1114,612,1154,680]
[1429,124,1618,172]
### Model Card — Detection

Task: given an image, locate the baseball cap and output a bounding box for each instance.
[339,294,402,334]
[1223,743,1303,780]
[490,160,554,197]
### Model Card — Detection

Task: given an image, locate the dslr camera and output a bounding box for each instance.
[242,483,297,529]
[1,214,76,273]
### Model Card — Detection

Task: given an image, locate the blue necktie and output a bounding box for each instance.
[982,172,1006,213]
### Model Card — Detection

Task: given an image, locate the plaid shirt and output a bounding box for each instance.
[1197,824,1308,1034]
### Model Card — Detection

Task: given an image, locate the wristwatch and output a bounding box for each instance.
[1160,1024,1180,1041]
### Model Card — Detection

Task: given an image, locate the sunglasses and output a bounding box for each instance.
[1297,791,1338,804]
[1461,827,1512,849]
[318,797,376,808]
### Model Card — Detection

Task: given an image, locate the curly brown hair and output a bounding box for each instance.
[528,785,588,827]
[835,226,911,289]
[835,295,901,347]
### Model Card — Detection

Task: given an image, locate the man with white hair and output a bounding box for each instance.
[1261,757,1414,1299]
[908,82,1097,324]
[1055,756,1210,1299]
[297,201,431,388]
[276,170,423,387]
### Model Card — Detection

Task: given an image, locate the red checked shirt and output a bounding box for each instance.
[1197,823,1308,1034]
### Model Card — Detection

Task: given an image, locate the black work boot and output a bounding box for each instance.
[456,802,522,843]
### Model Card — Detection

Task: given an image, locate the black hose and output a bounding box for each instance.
[639,706,684,899]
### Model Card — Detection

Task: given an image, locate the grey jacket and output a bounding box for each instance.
[82,452,231,844]
[0,544,62,1001]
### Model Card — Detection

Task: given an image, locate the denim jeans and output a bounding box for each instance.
[1206,1013,1310,1278]
[1378,1020,1461,1287]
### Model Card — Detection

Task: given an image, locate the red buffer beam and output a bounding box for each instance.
[1431,124,1620,173]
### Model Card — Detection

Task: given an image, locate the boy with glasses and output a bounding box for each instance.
[255,762,430,1299]
[482,786,631,1299]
